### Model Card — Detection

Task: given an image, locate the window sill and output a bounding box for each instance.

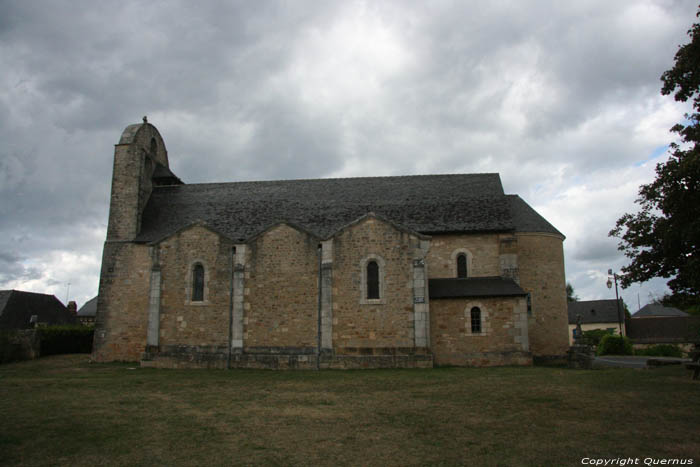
[360,298,386,305]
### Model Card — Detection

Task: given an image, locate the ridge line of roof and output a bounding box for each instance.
[160,172,502,188]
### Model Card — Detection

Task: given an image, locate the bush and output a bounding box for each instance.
[581,329,613,347]
[597,334,633,356]
[634,344,683,358]
[38,325,94,356]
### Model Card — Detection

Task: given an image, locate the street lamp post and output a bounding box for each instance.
[606,269,624,337]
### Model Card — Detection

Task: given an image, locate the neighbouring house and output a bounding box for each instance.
[567,299,625,345]
[631,303,689,318]
[77,297,97,326]
[92,120,570,369]
[0,290,77,330]
[626,316,700,352]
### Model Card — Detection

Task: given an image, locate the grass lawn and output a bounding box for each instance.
[0,355,698,466]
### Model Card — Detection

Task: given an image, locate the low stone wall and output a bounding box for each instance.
[140,345,433,369]
[0,330,40,364]
[434,350,532,367]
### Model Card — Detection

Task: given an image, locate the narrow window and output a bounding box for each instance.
[192,264,204,302]
[150,137,157,156]
[471,307,481,333]
[367,260,379,299]
[457,253,468,278]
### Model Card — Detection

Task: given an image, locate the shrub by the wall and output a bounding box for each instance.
[598,334,633,356]
[582,329,613,347]
[634,344,683,358]
[38,325,94,356]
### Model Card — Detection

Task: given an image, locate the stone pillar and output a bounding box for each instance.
[320,240,333,351]
[513,298,530,352]
[231,244,246,350]
[413,239,431,348]
[146,246,161,348]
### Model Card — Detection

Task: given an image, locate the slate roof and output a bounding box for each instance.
[508,195,563,236]
[568,299,623,325]
[0,290,77,330]
[632,304,689,318]
[428,277,527,299]
[152,163,183,186]
[135,174,563,243]
[77,296,97,317]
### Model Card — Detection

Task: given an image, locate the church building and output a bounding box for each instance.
[92,120,569,369]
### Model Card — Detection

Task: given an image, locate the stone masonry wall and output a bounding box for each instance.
[332,217,418,351]
[430,297,530,366]
[157,225,234,349]
[517,233,569,357]
[425,234,500,278]
[245,224,320,349]
[93,242,151,362]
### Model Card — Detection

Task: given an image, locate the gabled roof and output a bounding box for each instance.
[0,290,77,329]
[429,277,527,299]
[632,304,689,318]
[135,174,563,243]
[568,299,623,325]
[77,296,97,317]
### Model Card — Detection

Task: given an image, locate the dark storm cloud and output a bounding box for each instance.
[0,0,696,304]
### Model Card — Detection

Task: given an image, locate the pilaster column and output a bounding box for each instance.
[231,244,246,350]
[413,239,431,348]
[320,240,333,351]
[146,246,161,348]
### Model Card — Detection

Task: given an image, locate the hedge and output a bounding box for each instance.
[38,325,94,356]
[598,334,634,356]
[634,344,684,358]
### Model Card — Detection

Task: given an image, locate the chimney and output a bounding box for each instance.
[67,301,77,314]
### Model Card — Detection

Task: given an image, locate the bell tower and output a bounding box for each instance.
[106,118,180,241]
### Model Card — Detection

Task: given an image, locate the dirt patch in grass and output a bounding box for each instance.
[1,355,699,466]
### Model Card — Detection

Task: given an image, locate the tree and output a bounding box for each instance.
[609,9,700,303]
[566,282,579,302]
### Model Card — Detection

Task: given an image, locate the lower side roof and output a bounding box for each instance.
[428,277,527,299]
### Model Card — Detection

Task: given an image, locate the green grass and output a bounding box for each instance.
[1,355,698,466]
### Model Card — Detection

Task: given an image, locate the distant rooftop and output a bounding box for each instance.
[632,304,688,318]
[568,299,623,325]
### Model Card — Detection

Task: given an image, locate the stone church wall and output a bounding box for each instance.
[430,297,531,366]
[245,224,320,350]
[157,226,233,351]
[517,233,569,358]
[331,217,418,352]
[93,242,151,362]
[425,234,500,278]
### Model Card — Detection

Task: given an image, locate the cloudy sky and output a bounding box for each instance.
[0,0,696,312]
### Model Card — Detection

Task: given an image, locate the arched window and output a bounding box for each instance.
[470,307,481,334]
[367,260,379,299]
[192,264,205,302]
[150,137,157,156]
[457,253,468,278]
